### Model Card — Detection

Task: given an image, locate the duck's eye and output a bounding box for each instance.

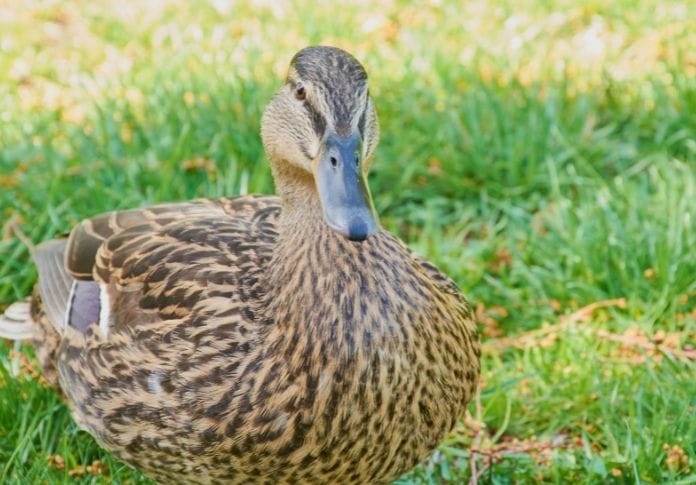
[295,85,306,101]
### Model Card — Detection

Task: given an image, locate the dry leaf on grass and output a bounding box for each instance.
[664,444,691,474]
[475,302,508,338]
[47,454,65,469]
[181,157,218,179]
[489,248,512,273]
[68,460,108,477]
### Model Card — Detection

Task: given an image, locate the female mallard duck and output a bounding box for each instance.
[0,46,480,484]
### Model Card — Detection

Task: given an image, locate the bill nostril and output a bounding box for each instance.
[330,157,338,167]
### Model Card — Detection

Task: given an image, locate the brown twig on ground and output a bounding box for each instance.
[468,433,576,481]
[596,329,696,362]
[483,298,627,353]
[470,435,574,458]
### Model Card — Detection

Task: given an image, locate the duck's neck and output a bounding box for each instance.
[269,170,353,300]
[264,163,412,345]
[271,162,326,236]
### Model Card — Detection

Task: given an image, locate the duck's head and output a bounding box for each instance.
[261,46,380,241]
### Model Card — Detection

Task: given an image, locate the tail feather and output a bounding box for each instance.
[0,300,34,340]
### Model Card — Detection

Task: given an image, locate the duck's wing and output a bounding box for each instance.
[65,197,280,280]
[34,195,280,336]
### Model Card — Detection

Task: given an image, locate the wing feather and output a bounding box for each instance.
[34,239,74,331]
[47,196,280,335]
[65,203,221,280]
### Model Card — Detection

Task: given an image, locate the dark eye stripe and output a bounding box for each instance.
[357,104,367,136]
[304,102,326,138]
[299,143,314,161]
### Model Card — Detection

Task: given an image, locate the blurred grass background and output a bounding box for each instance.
[0,0,694,483]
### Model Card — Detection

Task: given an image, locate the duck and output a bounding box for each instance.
[0,46,480,484]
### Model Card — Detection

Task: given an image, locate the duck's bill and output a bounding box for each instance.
[314,132,379,241]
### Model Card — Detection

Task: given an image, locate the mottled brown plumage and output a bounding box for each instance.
[0,46,480,484]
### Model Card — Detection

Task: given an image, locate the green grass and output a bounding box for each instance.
[1,1,695,483]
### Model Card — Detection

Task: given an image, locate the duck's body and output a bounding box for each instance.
[1,47,480,484]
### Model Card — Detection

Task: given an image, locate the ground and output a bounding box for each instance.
[0,1,694,483]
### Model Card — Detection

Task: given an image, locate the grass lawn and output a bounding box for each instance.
[1,1,694,483]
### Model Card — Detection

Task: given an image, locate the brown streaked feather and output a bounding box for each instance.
[65,196,278,280]
[64,200,252,280]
